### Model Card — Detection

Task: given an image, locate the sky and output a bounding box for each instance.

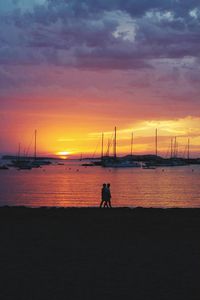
[0,0,200,158]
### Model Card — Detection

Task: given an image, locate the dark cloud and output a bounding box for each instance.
[47,0,200,18]
[0,0,200,70]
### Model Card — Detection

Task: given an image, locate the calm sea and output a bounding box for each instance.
[0,160,199,208]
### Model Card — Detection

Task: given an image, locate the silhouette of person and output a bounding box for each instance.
[104,183,112,208]
[100,183,107,208]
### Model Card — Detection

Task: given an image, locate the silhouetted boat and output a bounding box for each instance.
[18,164,32,170]
[102,127,140,168]
[11,130,52,169]
[81,163,94,166]
[92,160,102,166]
[142,164,156,169]
[0,165,9,170]
[145,158,188,167]
[13,160,33,170]
[102,160,140,168]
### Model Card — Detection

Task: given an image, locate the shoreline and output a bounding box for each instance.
[1,206,200,299]
[1,205,200,209]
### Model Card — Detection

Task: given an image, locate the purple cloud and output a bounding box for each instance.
[0,0,200,70]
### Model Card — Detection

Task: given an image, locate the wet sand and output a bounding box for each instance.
[0,207,200,300]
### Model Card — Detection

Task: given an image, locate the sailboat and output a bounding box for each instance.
[91,132,104,166]
[30,130,41,168]
[102,127,140,168]
[12,142,32,170]
[143,133,188,168]
[0,164,9,170]
[13,130,39,169]
[30,130,51,167]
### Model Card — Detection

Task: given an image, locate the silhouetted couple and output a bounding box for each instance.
[100,183,112,208]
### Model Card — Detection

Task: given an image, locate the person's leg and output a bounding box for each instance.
[100,200,104,207]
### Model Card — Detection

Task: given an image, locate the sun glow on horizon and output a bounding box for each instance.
[1,116,200,158]
[56,151,71,159]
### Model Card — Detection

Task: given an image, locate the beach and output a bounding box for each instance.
[0,207,200,300]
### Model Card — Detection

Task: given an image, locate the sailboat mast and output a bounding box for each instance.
[34,129,37,160]
[155,128,158,156]
[174,137,177,158]
[107,138,110,157]
[101,133,104,159]
[170,137,173,158]
[176,141,179,158]
[131,132,133,156]
[114,126,117,159]
[18,143,21,160]
[187,138,190,160]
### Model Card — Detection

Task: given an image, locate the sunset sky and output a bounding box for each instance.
[0,0,200,157]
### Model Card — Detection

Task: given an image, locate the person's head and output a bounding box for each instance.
[103,183,106,187]
[107,183,110,188]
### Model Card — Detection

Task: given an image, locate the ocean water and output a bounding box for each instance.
[0,161,200,208]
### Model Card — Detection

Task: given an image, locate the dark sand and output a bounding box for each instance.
[0,207,200,300]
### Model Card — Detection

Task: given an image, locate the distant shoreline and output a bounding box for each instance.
[1,205,200,210]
